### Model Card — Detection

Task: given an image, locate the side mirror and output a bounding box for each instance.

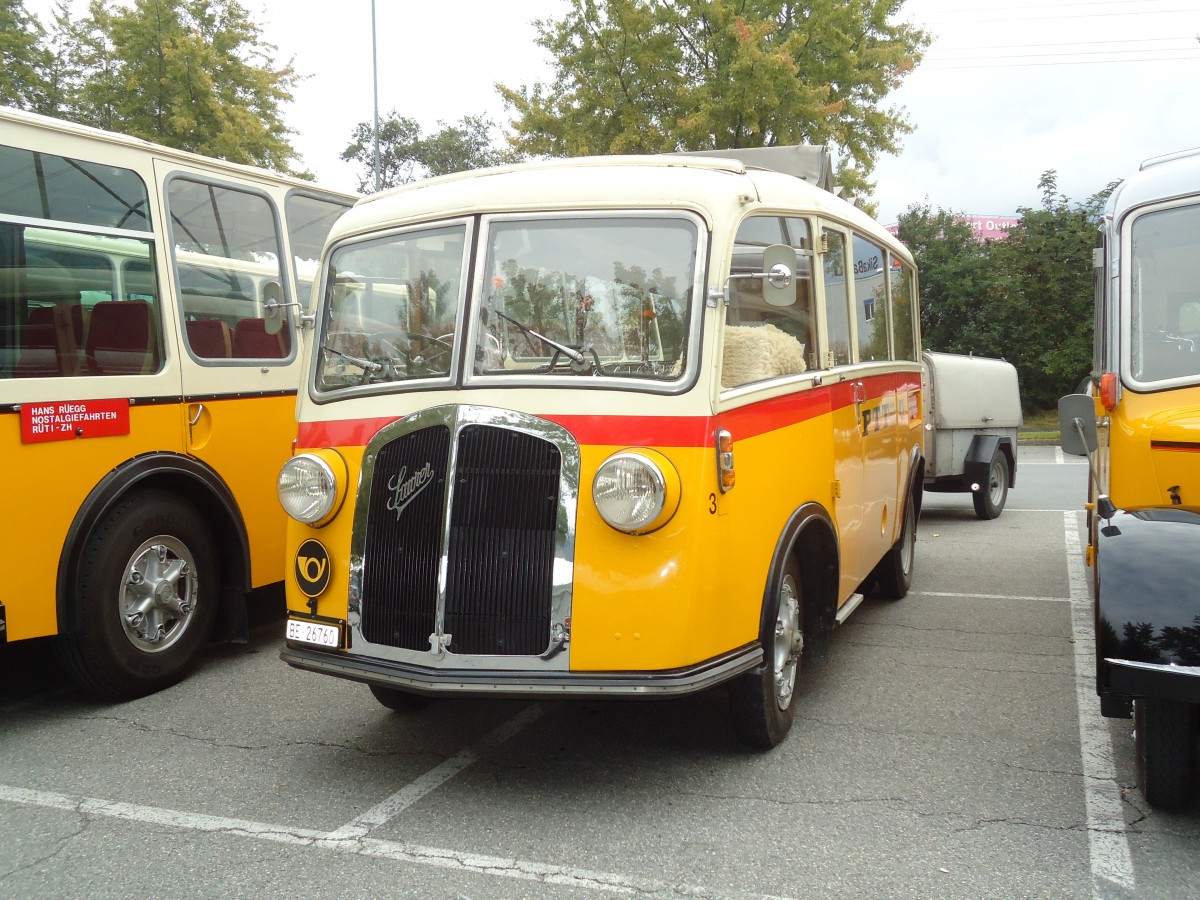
[761,244,797,307]
[1058,393,1096,457]
[262,281,285,335]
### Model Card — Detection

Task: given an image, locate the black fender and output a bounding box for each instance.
[963,434,1017,491]
[905,442,925,520]
[761,502,840,668]
[56,451,252,641]
[1095,508,1200,707]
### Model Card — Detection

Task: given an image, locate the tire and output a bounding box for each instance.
[972,451,1009,520]
[873,489,916,599]
[1135,699,1198,809]
[369,684,434,712]
[730,560,804,749]
[57,490,219,700]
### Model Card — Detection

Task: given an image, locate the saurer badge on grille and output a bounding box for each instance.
[386,463,435,519]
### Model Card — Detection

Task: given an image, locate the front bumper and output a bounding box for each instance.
[1105,658,1200,705]
[280,642,763,699]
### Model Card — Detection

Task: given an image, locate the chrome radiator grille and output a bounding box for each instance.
[359,419,562,656]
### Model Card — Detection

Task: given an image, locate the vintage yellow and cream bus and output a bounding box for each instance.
[0,106,356,698]
[1061,147,1200,808]
[278,148,925,746]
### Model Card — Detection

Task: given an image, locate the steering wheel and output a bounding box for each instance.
[367,331,453,378]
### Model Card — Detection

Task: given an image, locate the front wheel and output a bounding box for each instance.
[1135,699,1198,809]
[730,560,804,749]
[57,490,219,700]
[972,451,1009,520]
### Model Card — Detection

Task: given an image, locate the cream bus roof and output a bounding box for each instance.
[1107,146,1200,222]
[330,152,908,265]
[0,104,358,202]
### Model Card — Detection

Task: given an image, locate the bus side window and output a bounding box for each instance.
[821,228,852,368]
[852,233,889,362]
[723,215,809,388]
[168,178,290,362]
[889,257,919,362]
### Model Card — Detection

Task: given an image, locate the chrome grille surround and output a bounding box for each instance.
[347,404,579,672]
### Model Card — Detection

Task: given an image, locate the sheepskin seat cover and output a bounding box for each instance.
[721,323,807,388]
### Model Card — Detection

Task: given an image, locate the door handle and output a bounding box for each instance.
[853,381,866,404]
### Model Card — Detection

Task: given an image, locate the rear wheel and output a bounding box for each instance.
[57,490,219,700]
[874,490,916,599]
[1135,699,1198,809]
[730,560,803,749]
[972,451,1009,520]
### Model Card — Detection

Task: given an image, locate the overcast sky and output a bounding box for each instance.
[26,0,1200,224]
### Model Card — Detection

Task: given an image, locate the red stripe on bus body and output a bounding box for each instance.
[294,372,919,450]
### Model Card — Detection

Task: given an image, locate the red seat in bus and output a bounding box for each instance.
[232,317,289,359]
[186,318,233,359]
[85,300,158,375]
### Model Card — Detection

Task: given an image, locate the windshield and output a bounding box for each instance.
[475,215,699,381]
[317,223,468,390]
[1129,202,1200,384]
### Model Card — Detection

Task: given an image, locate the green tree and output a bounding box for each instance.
[0,0,53,111]
[987,171,1099,410]
[498,0,928,200]
[50,0,303,173]
[342,112,516,192]
[896,204,999,355]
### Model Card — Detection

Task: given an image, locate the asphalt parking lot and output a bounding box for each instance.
[1,446,1196,899]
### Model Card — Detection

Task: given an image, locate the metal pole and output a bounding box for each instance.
[371,0,381,192]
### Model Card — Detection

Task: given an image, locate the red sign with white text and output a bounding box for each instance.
[20,398,131,444]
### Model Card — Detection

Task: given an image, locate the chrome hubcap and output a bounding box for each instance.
[773,574,803,710]
[120,536,198,653]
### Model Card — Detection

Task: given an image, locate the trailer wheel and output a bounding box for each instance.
[972,451,1009,520]
[1135,699,1198,809]
[57,490,218,700]
[730,560,803,749]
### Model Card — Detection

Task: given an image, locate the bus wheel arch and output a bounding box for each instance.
[729,504,839,749]
[57,454,252,671]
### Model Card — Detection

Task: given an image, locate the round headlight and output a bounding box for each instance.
[593,452,667,534]
[278,454,338,524]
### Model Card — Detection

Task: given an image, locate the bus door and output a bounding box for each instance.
[819,225,868,600]
[851,232,901,576]
[158,164,301,587]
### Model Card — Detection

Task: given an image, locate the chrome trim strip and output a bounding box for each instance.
[349,403,580,672]
[281,643,763,698]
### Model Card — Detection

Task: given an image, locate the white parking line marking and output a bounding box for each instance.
[911,590,1069,603]
[0,783,789,899]
[327,703,545,840]
[1063,511,1136,896]
[1056,446,1066,465]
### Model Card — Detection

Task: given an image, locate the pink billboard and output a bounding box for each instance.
[886,214,1019,242]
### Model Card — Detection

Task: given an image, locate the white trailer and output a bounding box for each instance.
[922,350,1022,519]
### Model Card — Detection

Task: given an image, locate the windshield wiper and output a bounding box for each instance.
[322,344,381,373]
[493,310,585,365]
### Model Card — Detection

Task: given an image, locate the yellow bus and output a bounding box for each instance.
[277,148,925,746]
[1061,147,1200,809]
[0,106,356,698]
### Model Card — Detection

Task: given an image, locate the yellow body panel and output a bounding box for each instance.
[184,394,299,589]
[1108,385,1200,510]
[0,405,183,641]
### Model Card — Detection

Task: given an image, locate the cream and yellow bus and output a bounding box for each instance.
[277,148,924,746]
[1061,147,1200,808]
[0,106,356,698]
